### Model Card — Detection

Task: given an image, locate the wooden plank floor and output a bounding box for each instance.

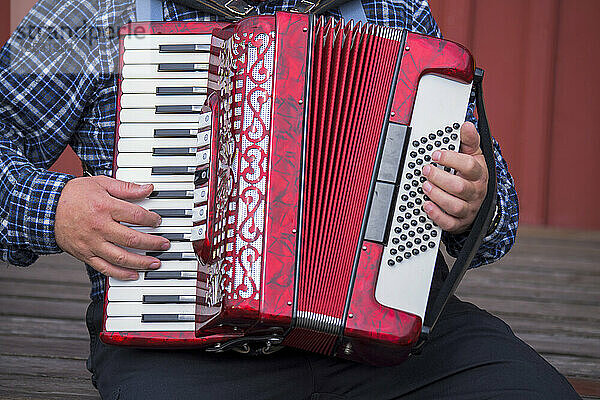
[0,226,598,399]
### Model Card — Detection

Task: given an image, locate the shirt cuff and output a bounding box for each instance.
[15,168,74,256]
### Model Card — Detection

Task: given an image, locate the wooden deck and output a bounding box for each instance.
[0,226,598,399]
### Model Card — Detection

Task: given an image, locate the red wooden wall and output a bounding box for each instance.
[430,0,600,230]
[2,0,599,229]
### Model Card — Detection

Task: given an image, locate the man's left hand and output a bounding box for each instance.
[421,121,488,234]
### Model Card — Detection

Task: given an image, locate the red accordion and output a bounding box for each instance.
[102,12,496,366]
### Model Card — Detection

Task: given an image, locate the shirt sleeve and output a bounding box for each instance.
[0,0,122,266]
[413,0,520,267]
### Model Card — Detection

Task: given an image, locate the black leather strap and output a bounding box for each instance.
[170,0,353,20]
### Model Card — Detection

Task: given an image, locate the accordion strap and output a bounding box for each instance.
[420,68,498,340]
[168,0,357,20]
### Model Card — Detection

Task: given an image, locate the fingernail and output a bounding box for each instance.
[141,184,153,191]
[154,217,162,228]
[424,203,434,213]
[149,262,161,269]
[423,181,432,193]
[432,151,441,161]
[423,165,431,176]
[127,273,139,281]
[161,241,170,251]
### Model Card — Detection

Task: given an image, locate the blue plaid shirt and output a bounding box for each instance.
[0,0,519,301]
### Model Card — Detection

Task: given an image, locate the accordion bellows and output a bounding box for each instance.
[102,12,475,366]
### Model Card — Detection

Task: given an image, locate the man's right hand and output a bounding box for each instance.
[55,176,170,280]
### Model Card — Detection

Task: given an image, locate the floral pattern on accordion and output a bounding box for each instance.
[202,20,277,325]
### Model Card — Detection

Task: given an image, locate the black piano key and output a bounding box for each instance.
[142,314,194,323]
[146,252,183,260]
[143,295,195,304]
[156,105,203,114]
[149,233,186,241]
[152,147,195,156]
[144,271,195,280]
[152,166,194,175]
[156,86,207,95]
[159,44,211,53]
[149,190,192,199]
[154,129,195,138]
[194,168,209,186]
[158,63,206,72]
[149,208,190,218]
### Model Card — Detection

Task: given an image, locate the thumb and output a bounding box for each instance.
[459,122,482,156]
[95,176,153,200]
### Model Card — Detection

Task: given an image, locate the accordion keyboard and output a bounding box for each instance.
[106,33,212,332]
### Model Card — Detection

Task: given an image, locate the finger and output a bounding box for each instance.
[110,200,162,227]
[95,242,162,270]
[422,180,471,218]
[459,122,481,156]
[431,150,483,181]
[422,164,475,201]
[422,201,464,233]
[95,176,154,201]
[110,224,171,251]
[86,255,140,281]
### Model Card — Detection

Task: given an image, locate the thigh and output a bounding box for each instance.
[306,297,580,400]
[86,301,313,400]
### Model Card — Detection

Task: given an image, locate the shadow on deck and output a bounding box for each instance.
[0,226,598,399]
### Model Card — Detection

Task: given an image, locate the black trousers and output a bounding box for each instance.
[86,298,580,400]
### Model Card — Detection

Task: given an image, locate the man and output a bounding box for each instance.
[0,0,580,398]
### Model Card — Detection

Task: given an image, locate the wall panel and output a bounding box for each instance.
[547,0,600,229]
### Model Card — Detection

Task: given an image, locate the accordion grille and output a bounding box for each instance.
[297,19,402,328]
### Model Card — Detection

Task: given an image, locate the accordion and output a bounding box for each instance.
[101,12,496,365]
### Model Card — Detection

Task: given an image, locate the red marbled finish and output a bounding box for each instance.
[100,330,241,348]
[257,12,309,331]
[390,31,474,125]
[340,241,422,365]
[199,16,277,333]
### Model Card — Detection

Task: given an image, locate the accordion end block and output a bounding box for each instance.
[390,32,475,125]
[339,241,421,365]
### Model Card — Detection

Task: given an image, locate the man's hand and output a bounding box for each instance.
[55,176,170,280]
[421,122,488,234]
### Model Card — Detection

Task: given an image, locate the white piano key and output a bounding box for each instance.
[122,64,208,79]
[135,226,192,233]
[109,273,198,288]
[124,34,212,50]
[108,268,199,288]
[118,137,197,152]
[120,108,201,123]
[108,286,196,301]
[111,260,198,272]
[121,94,207,108]
[122,78,208,94]
[123,50,210,65]
[147,182,195,192]
[122,217,193,228]
[115,168,195,183]
[194,187,209,203]
[107,303,196,316]
[135,198,193,210]
[192,206,208,223]
[116,153,196,167]
[118,123,199,138]
[190,225,206,241]
[129,241,194,254]
[105,317,195,332]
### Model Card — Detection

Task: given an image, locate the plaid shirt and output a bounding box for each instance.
[0,0,519,301]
